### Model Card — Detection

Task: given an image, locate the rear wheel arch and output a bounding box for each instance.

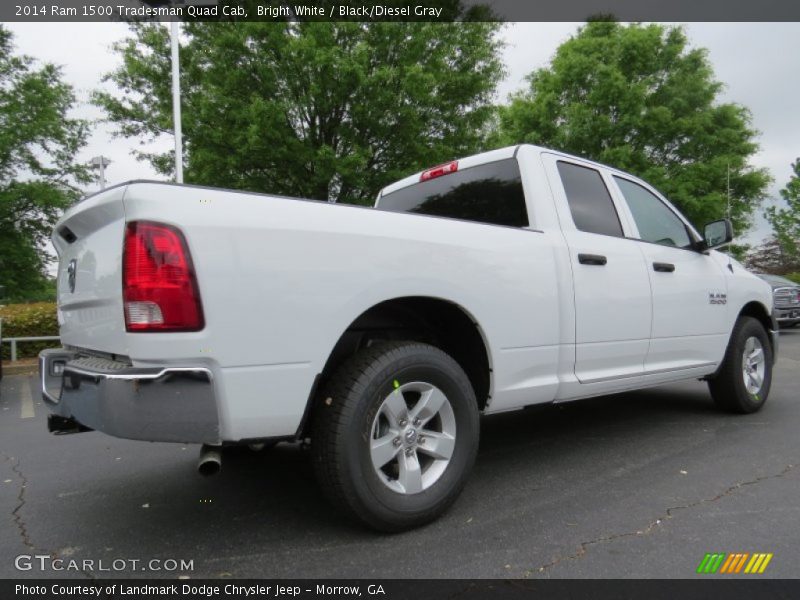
[299,297,492,439]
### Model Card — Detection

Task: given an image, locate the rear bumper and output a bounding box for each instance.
[39,348,219,444]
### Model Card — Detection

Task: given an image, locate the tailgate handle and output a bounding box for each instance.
[578,253,607,266]
[653,262,675,273]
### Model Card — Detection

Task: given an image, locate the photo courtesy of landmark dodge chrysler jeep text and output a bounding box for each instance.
[39,145,777,531]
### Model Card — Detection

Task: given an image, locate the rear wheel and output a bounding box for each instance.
[312,341,479,531]
[708,316,773,414]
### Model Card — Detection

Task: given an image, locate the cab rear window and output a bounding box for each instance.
[377,159,529,227]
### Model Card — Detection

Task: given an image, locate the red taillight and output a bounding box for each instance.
[123,221,204,332]
[420,161,458,182]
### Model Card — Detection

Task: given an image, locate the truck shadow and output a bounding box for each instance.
[36,379,753,578]
[43,386,718,553]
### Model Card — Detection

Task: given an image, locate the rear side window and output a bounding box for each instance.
[377,159,528,227]
[557,161,623,237]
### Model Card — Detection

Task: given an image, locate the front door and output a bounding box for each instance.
[610,175,729,372]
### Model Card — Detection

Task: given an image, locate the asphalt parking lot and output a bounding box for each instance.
[1,332,798,580]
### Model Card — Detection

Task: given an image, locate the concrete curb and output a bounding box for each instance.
[1,361,37,377]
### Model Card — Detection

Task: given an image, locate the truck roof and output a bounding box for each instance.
[376,144,618,202]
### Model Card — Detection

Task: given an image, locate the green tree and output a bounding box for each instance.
[765,158,800,261]
[745,236,800,275]
[95,15,503,204]
[0,25,90,301]
[497,20,770,232]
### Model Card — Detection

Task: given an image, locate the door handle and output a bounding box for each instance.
[578,253,607,266]
[653,262,675,272]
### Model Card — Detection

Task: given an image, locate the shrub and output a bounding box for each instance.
[0,302,58,360]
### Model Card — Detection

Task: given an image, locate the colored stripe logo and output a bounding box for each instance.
[696,553,773,574]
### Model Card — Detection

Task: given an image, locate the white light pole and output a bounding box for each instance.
[90,156,111,189]
[170,19,184,183]
[141,1,218,183]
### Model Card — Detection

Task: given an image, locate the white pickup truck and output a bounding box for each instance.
[40,144,777,531]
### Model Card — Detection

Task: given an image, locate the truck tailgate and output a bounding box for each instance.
[53,185,128,356]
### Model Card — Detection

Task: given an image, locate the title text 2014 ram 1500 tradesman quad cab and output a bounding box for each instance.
[40,145,777,531]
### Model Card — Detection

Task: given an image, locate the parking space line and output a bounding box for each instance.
[20,378,35,419]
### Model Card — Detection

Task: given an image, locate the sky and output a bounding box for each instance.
[5,21,800,243]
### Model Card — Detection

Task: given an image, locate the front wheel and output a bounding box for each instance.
[312,341,479,531]
[708,316,773,414]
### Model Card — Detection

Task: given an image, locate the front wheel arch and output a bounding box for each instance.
[708,315,773,414]
[737,300,776,355]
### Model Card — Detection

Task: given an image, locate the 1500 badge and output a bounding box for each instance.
[709,292,727,305]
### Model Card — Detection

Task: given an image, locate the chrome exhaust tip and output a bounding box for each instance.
[197,444,222,476]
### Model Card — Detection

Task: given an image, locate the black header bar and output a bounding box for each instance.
[2,0,800,22]
[4,579,800,600]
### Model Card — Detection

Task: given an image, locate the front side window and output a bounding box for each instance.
[557,161,623,237]
[614,177,692,248]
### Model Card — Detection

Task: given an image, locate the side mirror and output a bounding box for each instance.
[701,219,734,250]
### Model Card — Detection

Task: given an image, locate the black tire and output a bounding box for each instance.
[708,316,773,414]
[312,341,479,532]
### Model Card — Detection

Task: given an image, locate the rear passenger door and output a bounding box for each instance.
[543,155,652,383]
